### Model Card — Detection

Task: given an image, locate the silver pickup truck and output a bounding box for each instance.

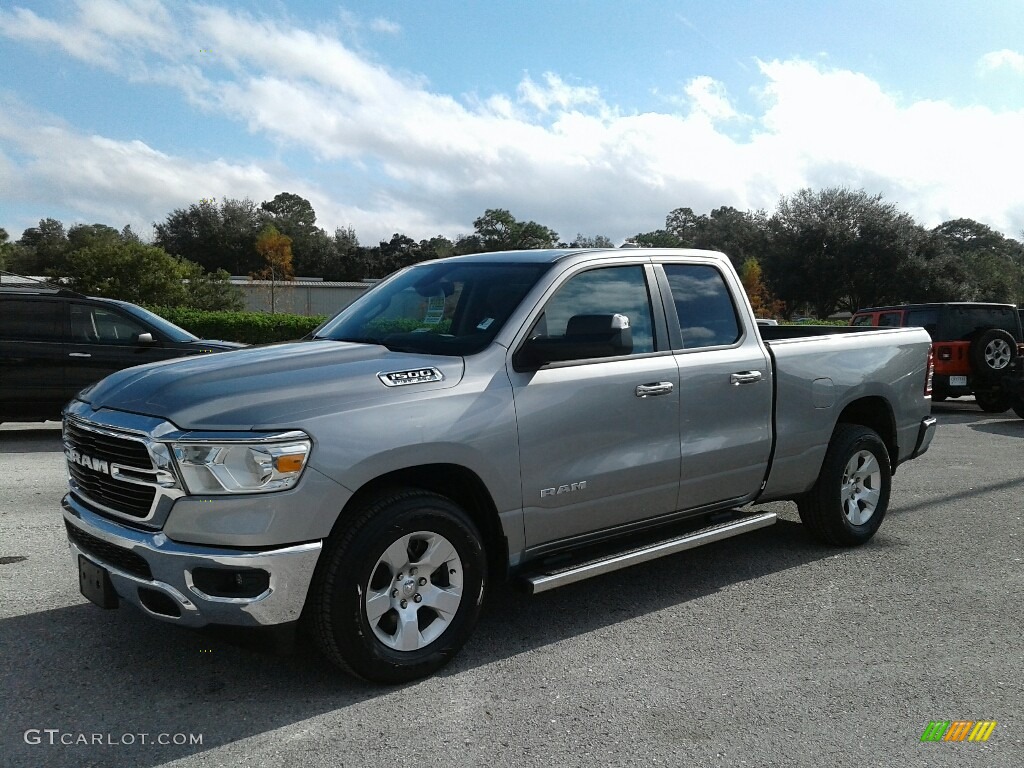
[61,248,936,682]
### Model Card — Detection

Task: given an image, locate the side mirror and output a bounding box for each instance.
[136,332,155,344]
[515,313,633,369]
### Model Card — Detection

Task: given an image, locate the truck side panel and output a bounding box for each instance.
[759,327,932,500]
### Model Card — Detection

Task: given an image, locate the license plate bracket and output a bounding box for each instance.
[79,555,119,609]
[949,375,968,387]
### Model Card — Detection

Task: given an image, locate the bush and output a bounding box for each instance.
[149,307,327,344]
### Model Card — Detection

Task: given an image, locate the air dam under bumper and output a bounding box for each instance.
[62,494,322,628]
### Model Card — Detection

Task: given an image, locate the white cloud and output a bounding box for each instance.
[978,49,1024,74]
[369,17,401,35]
[1,4,1023,246]
[684,76,739,121]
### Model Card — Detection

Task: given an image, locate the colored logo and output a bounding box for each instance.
[920,721,997,742]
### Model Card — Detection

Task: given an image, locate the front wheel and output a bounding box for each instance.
[798,424,892,546]
[310,489,487,683]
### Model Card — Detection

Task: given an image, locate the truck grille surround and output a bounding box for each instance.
[63,416,184,527]
[65,419,156,517]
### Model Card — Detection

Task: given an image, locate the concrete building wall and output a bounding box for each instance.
[233,280,371,316]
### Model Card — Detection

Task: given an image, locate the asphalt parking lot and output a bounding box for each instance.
[0,401,1021,768]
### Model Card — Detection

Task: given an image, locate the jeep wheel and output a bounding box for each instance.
[1013,402,1024,420]
[310,489,487,683]
[970,328,1016,380]
[798,424,891,546]
[974,390,1010,413]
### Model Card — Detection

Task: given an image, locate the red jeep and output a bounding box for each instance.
[850,303,1022,412]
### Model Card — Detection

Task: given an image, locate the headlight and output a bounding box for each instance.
[172,437,311,495]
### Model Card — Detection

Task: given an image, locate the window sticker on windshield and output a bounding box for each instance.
[476,317,494,330]
[423,294,446,325]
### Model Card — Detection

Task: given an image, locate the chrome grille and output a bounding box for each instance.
[65,419,157,519]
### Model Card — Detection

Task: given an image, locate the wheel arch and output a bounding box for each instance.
[836,396,897,471]
[336,463,510,584]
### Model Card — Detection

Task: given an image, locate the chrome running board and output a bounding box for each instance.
[521,511,778,594]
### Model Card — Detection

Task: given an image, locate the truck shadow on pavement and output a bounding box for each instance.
[1,518,838,767]
[0,428,63,455]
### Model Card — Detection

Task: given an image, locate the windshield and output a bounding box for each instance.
[313,261,550,356]
[110,300,199,343]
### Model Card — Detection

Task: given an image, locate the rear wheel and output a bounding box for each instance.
[1013,402,1024,420]
[310,489,487,683]
[798,424,891,546]
[974,390,1010,413]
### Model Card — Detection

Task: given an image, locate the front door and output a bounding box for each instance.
[65,303,168,397]
[509,263,681,549]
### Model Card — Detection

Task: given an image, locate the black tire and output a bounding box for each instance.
[974,390,1010,413]
[797,424,891,546]
[1013,402,1024,420]
[969,328,1016,381]
[931,394,946,403]
[310,489,487,684]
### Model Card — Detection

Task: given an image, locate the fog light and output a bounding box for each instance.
[191,568,270,599]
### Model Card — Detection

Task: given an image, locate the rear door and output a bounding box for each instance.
[509,260,682,548]
[658,260,773,511]
[0,297,65,420]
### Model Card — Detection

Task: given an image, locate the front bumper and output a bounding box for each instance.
[62,494,322,628]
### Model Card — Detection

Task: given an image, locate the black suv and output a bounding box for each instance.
[1,285,244,422]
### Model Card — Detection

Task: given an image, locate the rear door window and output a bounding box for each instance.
[0,298,62,342]
[878,312,903,327]
[663,264,741,349]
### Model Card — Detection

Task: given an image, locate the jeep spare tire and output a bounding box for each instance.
[970,328,1016,379]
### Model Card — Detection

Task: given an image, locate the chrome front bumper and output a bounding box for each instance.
[62,494,322,628]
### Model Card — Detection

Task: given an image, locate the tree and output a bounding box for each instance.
[762,188,925,318]
[631,229,684,248]
[925,219,1024,303]
[323,225,366,281]
[471,209,559,251]
[373,233,422,276]
[62,239,239,308]
[739,258,784,318]
[155,197,262,275]
[260,192,325,275]
[17,218,69,273]
[569,233,615,248]
[661,206,769,268]
[251,225,294,313]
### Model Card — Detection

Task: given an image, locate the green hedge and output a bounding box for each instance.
[149,307,328,344]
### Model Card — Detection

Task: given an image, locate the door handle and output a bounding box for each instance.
[68,353,92,358]
[730,371,762,385]
[635,381,674,398]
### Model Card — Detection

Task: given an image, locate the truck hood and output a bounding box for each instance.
[77,341,465,430]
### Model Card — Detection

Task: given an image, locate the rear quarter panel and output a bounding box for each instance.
[760,327,932,500]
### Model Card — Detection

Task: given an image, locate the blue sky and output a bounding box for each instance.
[2,1,1023,248]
